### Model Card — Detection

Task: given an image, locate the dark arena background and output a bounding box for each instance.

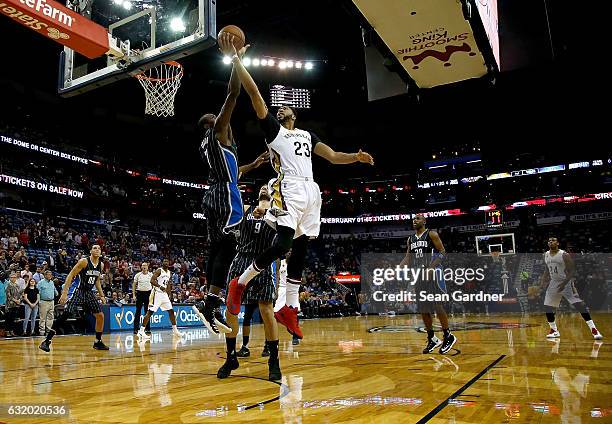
[0,0,610,423]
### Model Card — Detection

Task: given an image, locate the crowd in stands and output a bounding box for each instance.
[1,201,610,337]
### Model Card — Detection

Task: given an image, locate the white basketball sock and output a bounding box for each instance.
[286,280,301,309]
[549,321,558,331]
[586,320,596,330]
[238,263,261,286]
[275,281,287,313]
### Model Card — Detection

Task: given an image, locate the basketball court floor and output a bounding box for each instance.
[0,314,609,423]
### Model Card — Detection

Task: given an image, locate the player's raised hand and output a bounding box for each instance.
[238,44,251,59]
[356,149,374,165]
[218,33,237,57]
[254,151,269,167]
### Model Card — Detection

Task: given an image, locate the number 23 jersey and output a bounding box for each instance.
[260,112,321,179]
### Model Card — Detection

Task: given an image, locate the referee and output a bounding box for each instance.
[132,262,152,335]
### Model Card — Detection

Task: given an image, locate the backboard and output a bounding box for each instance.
[475,233,516,256]
[58,0,216,97]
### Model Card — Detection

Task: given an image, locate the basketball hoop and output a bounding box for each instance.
[491,251,501,263]
[135,61,183,118]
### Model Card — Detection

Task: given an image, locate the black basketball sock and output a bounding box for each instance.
[46,329,56,342]
[443,328,451,338]
[427,329,434,340]
[96,332,102,341]
[226,337,237,355]
[243,335,250,347]
[267,340,279,359]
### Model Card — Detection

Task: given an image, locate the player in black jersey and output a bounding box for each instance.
[400,214,457,354]
[192,34,264,335]
[217,184,282,381]
[39,244,109,352]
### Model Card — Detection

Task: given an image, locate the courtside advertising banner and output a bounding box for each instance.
[107,304,256,331]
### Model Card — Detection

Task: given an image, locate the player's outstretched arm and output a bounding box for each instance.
[224,43,268,119]
[313,142,375,165]
[214,34,249,145]
[239,151,269,178]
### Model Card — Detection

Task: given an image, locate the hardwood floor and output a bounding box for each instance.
[0,313,609,423]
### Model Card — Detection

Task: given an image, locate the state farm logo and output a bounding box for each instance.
[0,2,71,39]
[19,0,74,27]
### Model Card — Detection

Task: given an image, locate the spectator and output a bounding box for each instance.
[81,233,89,248]
[120,294,130,305]
[16,272,27,292]
[56,249,68,273]
[8,232,18,249]
[110,291,121,307]
[20,264,32,281]
[18,230,29,246]
[22,278,40,336]
[32,265,44,283]
[0,271,7,307]
[148,241,157,253]
[0,251,8,272]
[53,277,62,303]
[4,273,22,336]
[46,249,55,270]
[37,270,57,336]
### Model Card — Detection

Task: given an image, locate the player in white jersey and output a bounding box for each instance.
[219,35,374,340]
[540,237,603,340]
[137,258,184,339]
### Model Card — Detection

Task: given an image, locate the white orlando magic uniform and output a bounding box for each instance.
[149,268,173,312]
[260,112,322,238]
[544,250,582,307]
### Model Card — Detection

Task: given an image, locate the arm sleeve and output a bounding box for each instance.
[258,112,282,144]
[308,131,321,150]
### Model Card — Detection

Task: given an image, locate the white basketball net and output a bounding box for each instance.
[135,61,183,118]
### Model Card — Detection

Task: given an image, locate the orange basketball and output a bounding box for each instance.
[218,25,245,50]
